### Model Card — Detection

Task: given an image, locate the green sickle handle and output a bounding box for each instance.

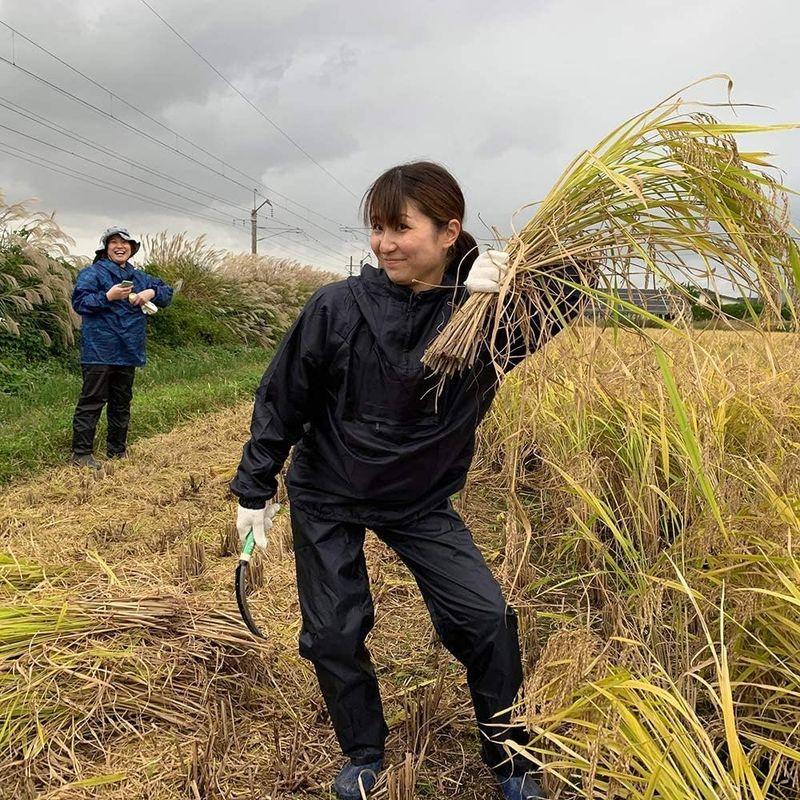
[235,528,263,638]
[239,529,256,562]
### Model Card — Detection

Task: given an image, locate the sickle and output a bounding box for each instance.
[235,530,265,638]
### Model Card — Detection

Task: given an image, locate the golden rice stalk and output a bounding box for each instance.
[0,553,53,592]
[0,591,269,764]
[219,521,239,557]
[385,751,426,800]
[423,76,800,377]
[176,537,207,581]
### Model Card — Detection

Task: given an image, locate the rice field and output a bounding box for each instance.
[1,327,799,799]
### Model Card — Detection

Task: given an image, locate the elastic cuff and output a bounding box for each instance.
[350,753,384,767]
[236,495,270,510]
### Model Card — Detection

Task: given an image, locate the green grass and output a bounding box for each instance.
[0,344,270,485]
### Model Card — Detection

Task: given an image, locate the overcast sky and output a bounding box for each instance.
[0,0,797,276]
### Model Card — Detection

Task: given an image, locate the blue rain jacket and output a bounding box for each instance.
[71,258,173,366]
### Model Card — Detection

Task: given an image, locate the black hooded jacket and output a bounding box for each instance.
[230,263,582,525]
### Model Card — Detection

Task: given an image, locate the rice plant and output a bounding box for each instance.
[477,327,800,799]
[423,76,800,377]
[0,588,270,792]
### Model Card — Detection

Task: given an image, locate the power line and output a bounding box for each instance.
[245,208,346,259]
[0,20,258,189]
[0,53,260,195]
[0,141,242,228]
[0,119,345,262]
[264,239,339,271]
[0,107,353,259]
[0,20,355,236]
[0,56,352,253]
[0,96,356,257]
[0,96,249,213]
[136,0,358,200]
[269,197,352,244]
[247,224,339,268]
[276,228,343,260]
[260,181,356,228]
[0,21,355,264]
[1,141,337,268]
[264,209,345,258]
[0,120,246,215]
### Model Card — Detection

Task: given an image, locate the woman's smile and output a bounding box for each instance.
[369,201,459,292]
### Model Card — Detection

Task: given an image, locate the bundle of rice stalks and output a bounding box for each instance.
[0,553,54,592]
[0,588,269,788]
[423,76,800,377]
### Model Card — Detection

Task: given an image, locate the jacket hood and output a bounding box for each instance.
[346,264,463,365]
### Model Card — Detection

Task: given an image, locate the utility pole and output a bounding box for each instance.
[349,255,353,277]
[251,192,272,255]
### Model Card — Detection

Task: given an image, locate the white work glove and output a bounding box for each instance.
[236,502,281,552]
[465,250,510,294]
[128,291,159,315]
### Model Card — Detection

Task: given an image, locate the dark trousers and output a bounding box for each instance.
[291,501,529,777]
[71,364,136,456]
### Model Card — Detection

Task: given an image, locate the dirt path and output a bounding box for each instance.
[0,403,506,798]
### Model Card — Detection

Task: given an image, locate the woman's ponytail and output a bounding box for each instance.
[447,229,479,282]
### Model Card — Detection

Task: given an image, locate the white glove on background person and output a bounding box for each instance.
[465,250,510,294]
[236,502,281,551]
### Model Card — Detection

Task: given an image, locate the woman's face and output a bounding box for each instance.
[106,235,133,265]
[370,201,460,292]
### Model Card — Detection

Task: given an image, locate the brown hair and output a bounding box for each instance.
[361,161,479,279]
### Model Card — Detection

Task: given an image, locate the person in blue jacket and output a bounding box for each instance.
[70,226,172,468]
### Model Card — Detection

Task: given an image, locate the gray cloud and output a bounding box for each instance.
[0,0,797,273]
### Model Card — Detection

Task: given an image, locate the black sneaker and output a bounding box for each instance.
[332,758,383,799]
[70,453,101,470]
[496,772,547,799]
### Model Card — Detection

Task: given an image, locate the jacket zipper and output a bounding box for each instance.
[403,291,415,358]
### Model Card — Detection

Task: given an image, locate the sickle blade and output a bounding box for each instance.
[235,560,265,638]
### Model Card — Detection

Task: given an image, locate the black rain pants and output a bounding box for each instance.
[291,500,529,777]
[71,364,136,457]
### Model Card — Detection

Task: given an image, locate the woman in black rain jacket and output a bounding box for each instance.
[230,161,587,800]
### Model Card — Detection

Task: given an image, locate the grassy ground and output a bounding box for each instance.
[0,344,271,485]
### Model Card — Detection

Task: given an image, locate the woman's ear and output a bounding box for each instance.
[443,218,461,248]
